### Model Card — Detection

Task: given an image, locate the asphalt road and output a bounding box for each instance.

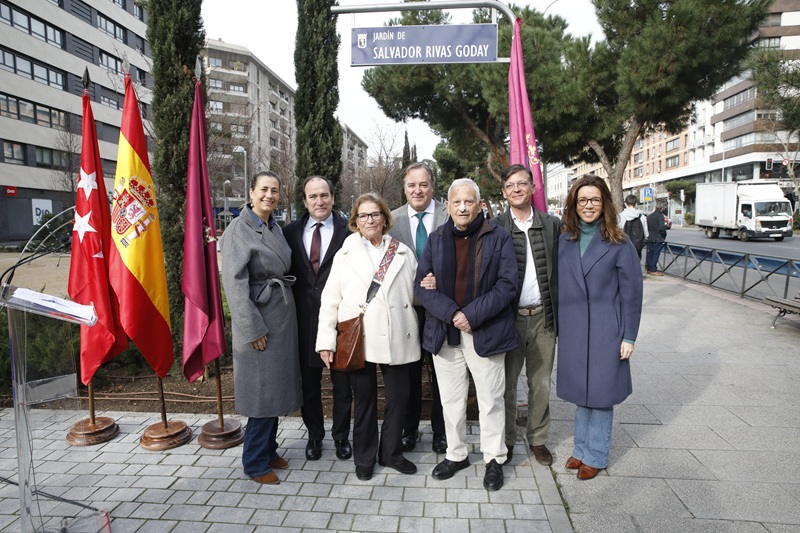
[666,225,800,260]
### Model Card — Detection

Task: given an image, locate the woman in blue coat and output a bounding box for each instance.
[556,174,643,480]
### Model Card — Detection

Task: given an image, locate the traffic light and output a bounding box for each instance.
[766,158,773,170]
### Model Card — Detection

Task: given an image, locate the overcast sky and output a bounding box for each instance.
[201,0,602,160]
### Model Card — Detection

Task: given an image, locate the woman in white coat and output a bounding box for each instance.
[317,193,421,481]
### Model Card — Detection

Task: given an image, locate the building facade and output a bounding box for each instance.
[0,0,151,242]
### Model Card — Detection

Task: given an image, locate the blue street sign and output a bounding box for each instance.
[642,187,654,202]
[351,24,498,66]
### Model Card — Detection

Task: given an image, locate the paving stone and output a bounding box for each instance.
[282,510,331,528]
[345,498,380,515]
[206,524,254,533]
[399,516,435,532]
[326,512,354,530]
[171,522,211,533]
[351,513,399,532]
[160,504,212,521]
[207,506,254,524]
[457,502,480,518]
[668,480,800,523]
[433,517,469,532]
[424,502,459,518]
[249,509,287,526]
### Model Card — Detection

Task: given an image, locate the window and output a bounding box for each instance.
[757,37,780,49]
[757,110,780,121]
[229,83,245,93]
[209,78,223,89]
[634,152,643,164]
[98,14,125,42]
[210,122,223,133]
[134,3,143,20]
[764,13,781,27]
[666,155,679,168]
[208,57,222,67]
[18,100,34,123]
[723,112,754,131]
[724,87,757,110]
[269,119,277,129]
[3,142,24,164]
[231,124,246,134]
[279,107,286,117]
[33,64,48,84]
[111,0,125,8]
[99,52,122,75]
[269,101,277,111]
[634,167,643,177]
[209,100,223,112]
[1,3,63,47]
[666,138,680,152]
[100,94,120,109]
[270,137,278,148]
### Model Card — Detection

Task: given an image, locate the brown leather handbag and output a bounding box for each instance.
[333,313,365,372]
[332,239,400,373]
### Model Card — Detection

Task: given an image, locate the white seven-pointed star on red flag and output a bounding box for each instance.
[68,90,128,385]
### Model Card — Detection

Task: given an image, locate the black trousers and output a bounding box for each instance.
[300,363,352,442]
[404,307,445,437]
[349,361,412,467]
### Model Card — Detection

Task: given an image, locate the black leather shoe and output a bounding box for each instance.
[431,458,470,480]
[334,439,352,460]
[432,434,447,454]
[381,458,417,475]
[483,459,504,491]
[305,439,322,461]
[401,431,418,451]
[505,444,514,464]
[355,465,373,481]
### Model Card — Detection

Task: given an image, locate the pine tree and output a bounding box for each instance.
[295,0,343,211]
[147,0,206,352]
[402,130,411,169]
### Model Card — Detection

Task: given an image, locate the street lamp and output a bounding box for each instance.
[232,145,247,202]
[223,179,230,228]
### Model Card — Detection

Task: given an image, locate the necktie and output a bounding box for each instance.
[415,212,427,258]
[310,222,322,273]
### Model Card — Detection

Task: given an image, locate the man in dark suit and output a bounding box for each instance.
[284,176,352,461]
[389,162,448,454]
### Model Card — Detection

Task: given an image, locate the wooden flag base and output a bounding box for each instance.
[140,419,192,451]
[66,416,119,446]
[198,418,244,450]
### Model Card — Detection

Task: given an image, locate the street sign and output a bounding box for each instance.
[783,159,790,166]
[350,24,498,66]
[642,187,654,202]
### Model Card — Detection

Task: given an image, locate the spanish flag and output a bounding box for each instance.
[108,74,173,378]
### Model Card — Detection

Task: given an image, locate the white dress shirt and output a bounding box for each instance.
[303,213,334,262]
[511,207,542,308]
[407,201,436,252]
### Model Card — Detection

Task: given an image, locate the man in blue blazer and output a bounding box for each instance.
[284,176,352,462]
[389,162,449,454]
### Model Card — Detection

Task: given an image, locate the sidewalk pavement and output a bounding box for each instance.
[0,275,798,532]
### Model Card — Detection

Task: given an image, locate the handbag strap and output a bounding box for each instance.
[364,238,400,306]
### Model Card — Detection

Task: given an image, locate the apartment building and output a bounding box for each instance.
[202,38,369,219]
[0,0,151,242]
[622,1,800,218]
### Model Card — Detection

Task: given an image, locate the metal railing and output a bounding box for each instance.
[656,242,800,301]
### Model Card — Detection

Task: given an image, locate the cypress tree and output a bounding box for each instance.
[147,0,206,352]
[402,130,411,168]
[295,0,343,211]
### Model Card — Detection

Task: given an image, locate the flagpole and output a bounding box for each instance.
[67,68,121,447]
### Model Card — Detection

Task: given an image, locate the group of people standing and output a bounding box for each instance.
[221,163,644,490]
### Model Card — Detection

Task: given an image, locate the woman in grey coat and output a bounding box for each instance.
[221,171,301,485]
[557,174,643,481]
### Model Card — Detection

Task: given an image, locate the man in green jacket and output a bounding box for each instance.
[494,164,560,466]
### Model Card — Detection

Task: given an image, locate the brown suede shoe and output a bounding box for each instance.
[565,456,582,469]
[269,457,288,469]
[530,445,553,466]
[252,471,280,484]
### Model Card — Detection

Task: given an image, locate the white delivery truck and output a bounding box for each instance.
[696,180,793,241]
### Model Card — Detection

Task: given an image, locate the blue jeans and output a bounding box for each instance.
[572,406,614,469]
[645,241,663,273]
[242,416,279,478]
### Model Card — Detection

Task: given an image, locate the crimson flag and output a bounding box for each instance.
[508,18,547,212]
[69,90,128,385]
[182,79,226,382]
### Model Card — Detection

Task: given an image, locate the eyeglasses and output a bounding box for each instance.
[577,197,602,207]
[503,180,532,191]
[356,211,383,222]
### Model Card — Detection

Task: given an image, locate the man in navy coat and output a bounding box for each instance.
[284,176,352,461]
[415,178,518,491]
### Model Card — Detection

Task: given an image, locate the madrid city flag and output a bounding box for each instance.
[508,17,546,213]
[108,74,173,378]
[182,78,226,382]
[68,89,128,385]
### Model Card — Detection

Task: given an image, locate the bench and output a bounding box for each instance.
[764,291,800,329]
